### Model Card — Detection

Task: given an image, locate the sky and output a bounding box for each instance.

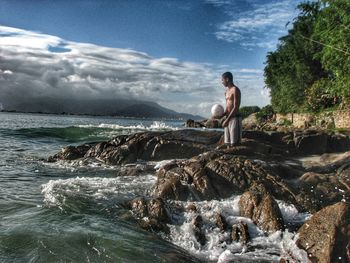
[0,0,303,117]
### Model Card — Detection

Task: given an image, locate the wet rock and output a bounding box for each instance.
[303,151,350,174]
[48,129,350,166]
[47,143,95,162]
[127,197,148,218]
[239,184,285,234]
[327,134,350,152]
[154,169,190,201]
[205,119,220,128]
[147,198,170,222]
[185,119,205,128]
[151,140,205,161]
[186,203,197,212]
[294,130,328,154]
[231,222,250,244]
[192,215,206,246]
[214,213,228,231]
[296,202,350,263]
[203,155,298,204]
[155,154,300,210]
[186,117,225,129]
[296,164,350,212]
[49,130,223,165]
[127,197,170,233]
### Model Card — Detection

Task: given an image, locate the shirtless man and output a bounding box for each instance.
[221,72,242,147]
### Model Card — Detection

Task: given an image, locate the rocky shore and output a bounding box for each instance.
[48,128,350,262]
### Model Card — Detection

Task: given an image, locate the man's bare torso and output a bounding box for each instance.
[225,85,241,116]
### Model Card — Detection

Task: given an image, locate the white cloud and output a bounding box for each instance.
[210,0,299,50]
[0,25,269,117]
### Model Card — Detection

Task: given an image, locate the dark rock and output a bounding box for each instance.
[48,130,222,165]
[154,153,301,210]
[185,119,205,128]
[127,197,148,218]
[151,140,205,161]
[231,222,250,244]
[214,213,228,231]
[186,203,197,212]
[205,119,219,128]
[238,183,285,234]
[303,151,350,174]
[127,197,170,233]
[192,215,206,246]
[48,129,350,166]
[296,202,350,263]
[154,169,190,201]
[296,163,350,212]
[47,143,95,162]
[294,131,328,154]
[147,198,170,223]
[327,134,350,152]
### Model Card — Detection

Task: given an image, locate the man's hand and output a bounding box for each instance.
[222,119,229,127]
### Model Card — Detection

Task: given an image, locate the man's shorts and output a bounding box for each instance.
[224,116,242,146]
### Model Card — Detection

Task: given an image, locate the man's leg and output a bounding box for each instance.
[229,118,235,146]
[238,117,242,143]
[231,117,241,146]
[224,125,230,147]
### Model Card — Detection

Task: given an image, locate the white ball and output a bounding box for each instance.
[211,104,224,118]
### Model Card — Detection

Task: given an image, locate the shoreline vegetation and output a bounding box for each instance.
[264,0,350,114]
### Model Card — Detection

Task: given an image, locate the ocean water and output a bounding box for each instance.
[0,112,309,263]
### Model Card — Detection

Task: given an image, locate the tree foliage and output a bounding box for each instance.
[264,0,350,113]
[240,106,261,119]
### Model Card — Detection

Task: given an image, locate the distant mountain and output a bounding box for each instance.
[2,97,203,120]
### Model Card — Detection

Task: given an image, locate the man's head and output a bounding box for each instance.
[221,72,233,87]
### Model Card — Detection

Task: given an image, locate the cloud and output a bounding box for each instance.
[0,25,269,117]
[209,0,299,50]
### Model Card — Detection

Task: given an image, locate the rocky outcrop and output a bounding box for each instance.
[239,184,285,234]
[48,129,350,166]
[192,215,206,246]
[231,222,250,244]
[242,113,259,130]
[45,127,350,261]
[185,117,226,129]
[154,153,301,210]
[47,129,350,214]
[214,212,228,232]
[47,143,96,162]
[294,130,328,154]
[48,130,222,164]
[296,202,350,263]
[127,197,171,233]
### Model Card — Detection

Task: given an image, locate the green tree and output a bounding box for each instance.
[240,106,261,119]
[312,0,350,106]
[264,1,327,113]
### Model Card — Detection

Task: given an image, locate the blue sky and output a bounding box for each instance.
[0,0,303,116]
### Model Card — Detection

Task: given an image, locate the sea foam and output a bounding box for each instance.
[164,196,310,263]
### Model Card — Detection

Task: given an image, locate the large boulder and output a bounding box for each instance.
[238,184,285,234]
[296,170,350,212]
[294,130,328,154]
[48,130,222,165]
[154,152,301,210]
[242,113,259,130]
[296,202,350,263]
[127,197,171,232]
[231,222,250,244]
[47,143,96,162]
